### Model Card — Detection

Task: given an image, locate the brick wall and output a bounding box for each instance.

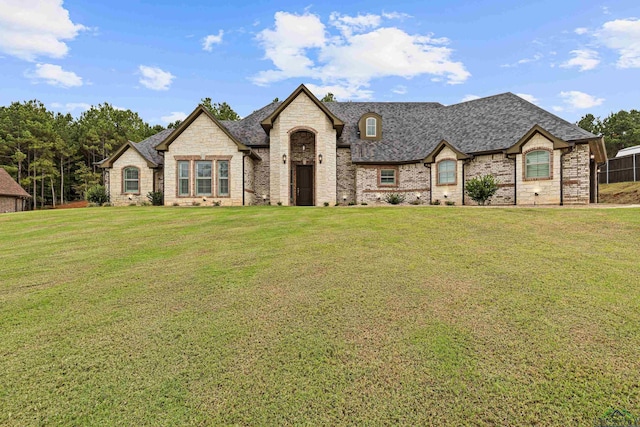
[356,162,430,205]
[516,134,561,205]
[431,147,464,205]
[253,148,270,205]
[562,143,591,204]
[244,156,255,205]
[464,153,515,205]
[337,148,356,204]
[0,196,22,213]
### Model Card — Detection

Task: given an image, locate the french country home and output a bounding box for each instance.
[99,84,607,206]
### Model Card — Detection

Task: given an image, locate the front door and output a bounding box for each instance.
[296,165,313,206]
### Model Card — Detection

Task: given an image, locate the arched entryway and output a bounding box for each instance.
[289,130,316,206]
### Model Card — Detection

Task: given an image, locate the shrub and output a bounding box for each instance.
[102,202,112,207]
[430,199,441,205]
[172,202,179,206]
[348,201,356,206]
[445,200,455,206]
[324,202,329,207]
[86,185,109,205]
[147,191,163,206]
[192,201,200,206]
[465,174,499,206]
[213,201,221,207]
[360,202,368,206]
[277,201,282,206]
[410,199,422,205]
[384,193,406,205]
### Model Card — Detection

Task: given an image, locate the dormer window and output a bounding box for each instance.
[359,112,382,140]
[366,117,377,137]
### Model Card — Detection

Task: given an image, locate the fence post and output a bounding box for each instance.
[606,159,609,184]
[634,154,637,182]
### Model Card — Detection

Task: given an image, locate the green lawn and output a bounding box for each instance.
[1,206,640,426]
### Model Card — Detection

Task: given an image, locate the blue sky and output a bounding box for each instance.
[1,0,639,126]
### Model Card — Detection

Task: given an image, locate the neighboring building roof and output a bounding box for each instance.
[616,145,640,158]
[0,168,31,198]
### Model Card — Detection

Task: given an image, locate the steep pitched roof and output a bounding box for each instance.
[0,168,31,198]
[259,84,345,136]
[98,129,171,169]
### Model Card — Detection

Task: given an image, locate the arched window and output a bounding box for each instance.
[525,150,550,179]
[123,167,139,193]
[438,160,456,184]
[366,117,377,137]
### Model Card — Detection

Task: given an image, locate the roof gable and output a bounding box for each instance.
[155,105,251,153]
[99,140,158,169]
[0,168,31,198]
[505,124,570,155]
[260,84,344,137]
[424,140,470,163]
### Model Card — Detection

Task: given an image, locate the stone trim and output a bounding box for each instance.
[522,147,553,181]
[363,187,430,193]
[174,155,200,161]
[287,126,318,135]
[377,166,398,187]
[205,155,233,161]
[121,165,141,195]
[435,158,457,186]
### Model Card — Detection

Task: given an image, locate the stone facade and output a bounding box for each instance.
[244,156,255,206]
[0,196,26,213]
[336,148,356,204]
[110,148,155,206]
[431,146,464,205]
[163,113,244,206]
[515,134,561,205]
[464,153,515,205]
[253,147,270,205]
[268,92,337,206]
[356,163,430,205]
[562,143,591,204]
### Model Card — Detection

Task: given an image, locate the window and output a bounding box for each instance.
[438,160,456,184]
[217,160,229,196]
[366,117,377,137]
[123,167,139,193]
[525,150,550,179]
[380,169,396,186]
[196,161,212,196]
[178,161,190,196]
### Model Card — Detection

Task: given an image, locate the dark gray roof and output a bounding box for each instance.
[135,128,173,165]
[149,92,597,164]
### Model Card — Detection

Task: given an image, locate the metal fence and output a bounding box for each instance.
[598,154,640,184]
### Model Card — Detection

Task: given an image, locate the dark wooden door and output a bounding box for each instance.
[296,165,313,206]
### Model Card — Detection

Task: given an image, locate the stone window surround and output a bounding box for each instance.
[436,158,457,186]
[121,165,141,195]
[174,155,232,198]
[522,147,553,181]
[377,166,399,188]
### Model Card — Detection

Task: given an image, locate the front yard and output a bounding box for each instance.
[1,206,639,425]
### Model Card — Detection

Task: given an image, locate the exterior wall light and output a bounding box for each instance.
[203,197,207,202]
[342,194,347,201]
[262,194,267,201]
[590,154,595,159]
[318,154,323,164]
[416,193,421,199]
[282,154,287,164]
[376,193,381,200]
[443,193,448,198]
[128,195,133,200]
[534,192,539,196]
[302,144,306,152]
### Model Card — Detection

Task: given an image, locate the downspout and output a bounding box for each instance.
[424,162,432,204]
[461,161,465,206]
[508,154,517,205]
[242,154,246,206]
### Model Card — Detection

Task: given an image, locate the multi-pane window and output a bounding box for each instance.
[178,161,190,196]
[123,167,139,193]
[218,160,229,196]
[366,117,377,137]
[196,161,212,196]
[525,150,550,179]
[438,160,456,184]
[380,169,396,185]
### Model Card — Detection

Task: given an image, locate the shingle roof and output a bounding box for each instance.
[136,128,172,165]
[0,168,31,198]
[213,92,596,163]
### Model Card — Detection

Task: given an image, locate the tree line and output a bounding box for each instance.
[577,109,640,158]
[0,99,240,209]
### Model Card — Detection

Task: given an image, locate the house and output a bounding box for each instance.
[100,84,607,206]
[0,168,31,213]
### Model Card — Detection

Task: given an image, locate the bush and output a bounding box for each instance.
[192,201,201,206]
[445,200,456,206]
[147,191,163,206]
[348,201,356,206]
[360,202,368,206]
[430,199,441,205]
[410,199,422,205]
[384,193,406,205]
[86,185,109,205]
[324,202,329,207]
[213,201,221,207]
[172,202,180,206]
[465,174,499,205]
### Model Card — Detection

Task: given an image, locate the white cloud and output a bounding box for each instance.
[381,11,412,20]
[306,83,373,100]
[596,18,640,68]
[602,6,611,15]
[0,0,86,61]
[253,11,470,99]
[501,53,543,68]
[138,65,175,90]
[560,49,600,71]
[461,94,480,102]
[558,90,604,110]
[392,85,407,94]
[25,63,83,87]
[161,111,187,123]
[202,30,224,51]
[574,27,589,35]
[50,102,91,112]
[515,93,539,104]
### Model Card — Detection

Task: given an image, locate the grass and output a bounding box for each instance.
[600,182,640,204]
[1,205,640,426]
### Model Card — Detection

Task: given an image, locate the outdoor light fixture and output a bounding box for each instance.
[416,193,421,199]
[128,195,133,200]
[262,194,267,201]
[443,193,448,198]
[376,193,381,200]
[590,154,595,159]
[342,194,347,201]
[203,197,207,202]
[282,154,287,164]
[534,192,539,196]
[302,144,306,152]
[318,154,323,164]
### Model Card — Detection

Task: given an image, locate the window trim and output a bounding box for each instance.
[195,160,213,196]
[365,117,377,137]
[217,160,230,197]
[177,160,191,197]
[359,112,382,141]
[121,166,140,195]
[436,159,457,186]
[377,166,398,187]
[523,148,553,181]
